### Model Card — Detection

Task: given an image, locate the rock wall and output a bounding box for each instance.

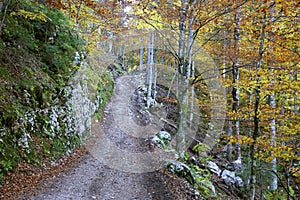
[70,63,100,141]
[16,63,99,155]
[0,63,102,176]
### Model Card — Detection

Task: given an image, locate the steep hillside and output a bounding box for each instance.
[0,0,112,181]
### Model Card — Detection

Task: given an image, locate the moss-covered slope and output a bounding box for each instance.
[0,0,109,180]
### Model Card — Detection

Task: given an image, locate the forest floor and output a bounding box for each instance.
[0,75,197,200]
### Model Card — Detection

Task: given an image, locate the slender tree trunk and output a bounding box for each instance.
[189,86,195,126]
[122,47,126,68]
[189,60,195,126]
[76,0,83,26]
[269,97,277,189]
[160,46,166,64]
[152,48,158,100]
[223,9,229,79]
[178,0,187,75]
[139,38,144,74]
[226,121,233,160]
[185,0,195,80]
[251,11,267,198]
[152,63,157,100]
[232,6,241,161]
[250,88,260,200]
[108,31,114,54]
[223,11,233,160]
[250,11,267,200]
[268,1,278,191]
[146,31,154,108]
[177,78,188,158]
[119,45,126,69]
[0,0,11,33]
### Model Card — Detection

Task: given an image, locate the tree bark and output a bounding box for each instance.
[232,6,241,161]
[178,0,187,75]
[226,120,233,160]
[146,31,154,108]
[108,31,114,54]
[294,72,298,113]
[152,48,158,100]
[223,10,233,161]
[177,78,188,158]
[139,38,144,74]
[185,0,195,80]
[268,1,278,191]
[75,0,83,26]
[250,10,267,200]
[0,0,11,33]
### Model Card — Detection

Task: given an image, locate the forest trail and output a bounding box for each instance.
[28,75,193,200]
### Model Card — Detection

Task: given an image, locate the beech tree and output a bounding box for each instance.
[194,0,299,198]
[146,31,154,108]
[40,0,300,198]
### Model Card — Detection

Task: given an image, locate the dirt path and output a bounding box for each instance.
[28,75,194,200]
[28,152,191,200]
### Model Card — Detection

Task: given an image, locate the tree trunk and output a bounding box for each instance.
[294,72,298,113]
[146,31,154,108]
[232,6,241,161]
[185,0,195,80]
[223,11,233,161]
[76,0,83,26]
[108,31,114,53]
[226,121,233,160]
[178,0,187,75]
[108,31,114,54]
[119,45,126,69]
[177,78,188,158]
[268,1,278,191]
[0,0,11,33]
[189,61,195,126]
[152,48,158,100]
[250,11,267,200]
[139,38,144,74]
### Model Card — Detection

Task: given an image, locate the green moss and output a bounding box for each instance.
[0,0,84,180]
[94,72,114,119]
[0,0,116,183]
[0,66,10,79]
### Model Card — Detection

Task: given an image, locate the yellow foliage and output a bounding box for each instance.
[11,9,50,22]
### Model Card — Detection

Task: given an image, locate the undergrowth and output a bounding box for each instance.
[0,0,113,182]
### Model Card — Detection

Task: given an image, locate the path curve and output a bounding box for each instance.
[29,75,195,200]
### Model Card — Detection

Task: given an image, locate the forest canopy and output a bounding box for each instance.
[0,0,299,199]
